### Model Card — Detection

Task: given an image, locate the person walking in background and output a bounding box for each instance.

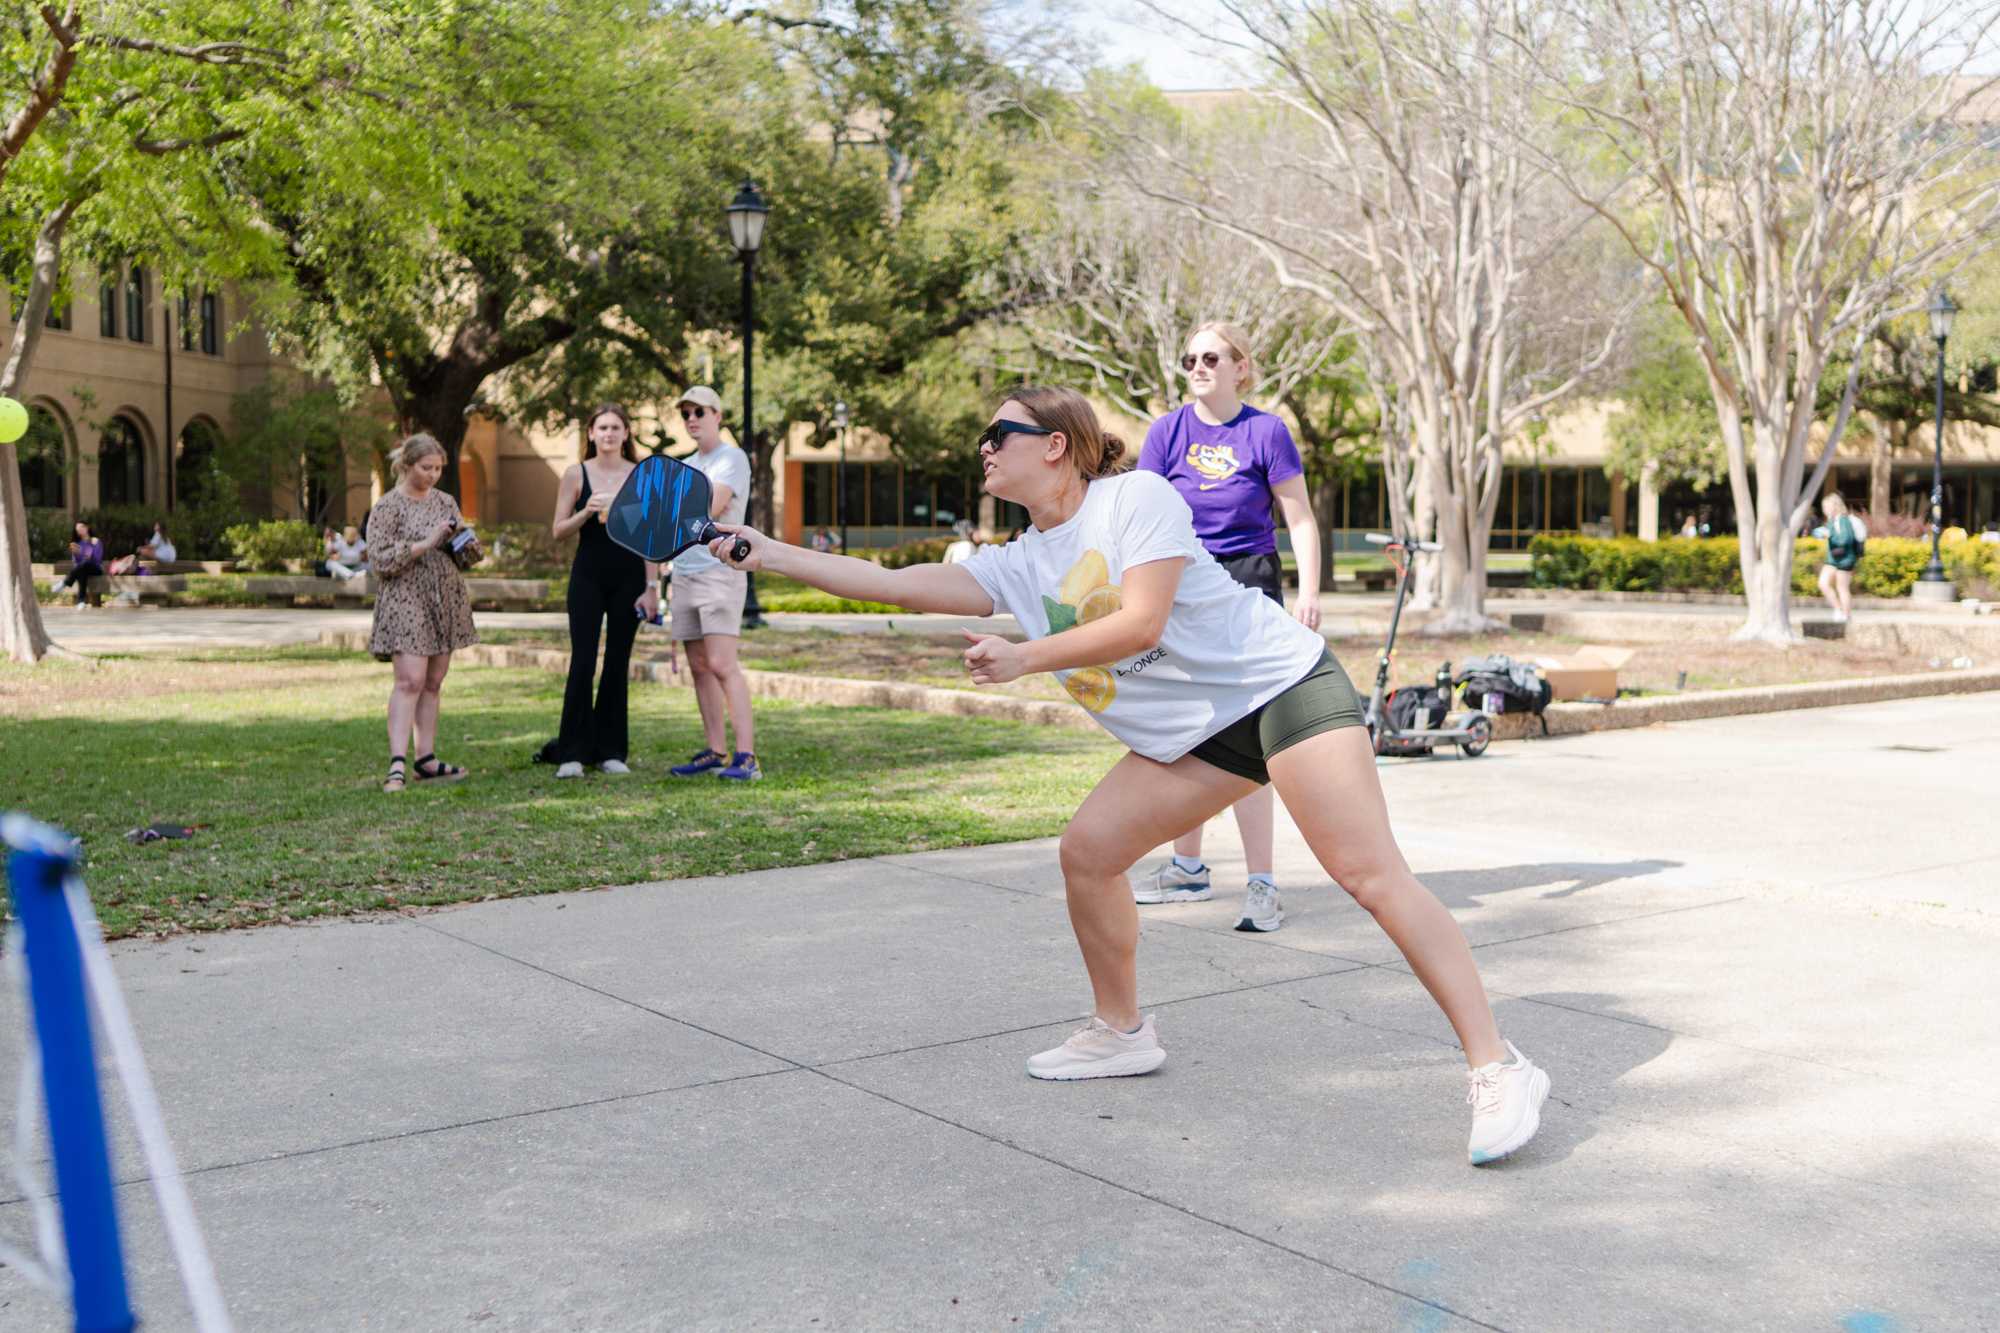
[368,434,479,793]
[1678,515,1700,540]
[59,522,105,607]
[1811,493,1867,624]
[667,387,761,782]
[1134,321,1322,933]
[550,403,659,779]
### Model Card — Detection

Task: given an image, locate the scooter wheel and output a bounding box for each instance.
[1458,713,1492,758]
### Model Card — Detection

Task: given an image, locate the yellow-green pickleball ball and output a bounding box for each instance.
[0,397,26,445]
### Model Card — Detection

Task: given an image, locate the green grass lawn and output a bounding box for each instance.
[1,648,1120,938]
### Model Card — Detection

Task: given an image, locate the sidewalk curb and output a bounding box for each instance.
[316,632,1098,733]
[1493,667,2000,738]
[319,631,1994,741]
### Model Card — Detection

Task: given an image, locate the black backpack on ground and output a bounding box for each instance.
[1453,655,1553,734]
[1385,685,1451,733]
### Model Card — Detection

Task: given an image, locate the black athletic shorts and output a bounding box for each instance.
[1188,650,1365,785]
[1217,550,1284,604]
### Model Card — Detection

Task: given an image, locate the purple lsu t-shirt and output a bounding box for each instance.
[1135,403,1304,558]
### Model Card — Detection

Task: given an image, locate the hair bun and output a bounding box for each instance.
[1100,432,1127,469]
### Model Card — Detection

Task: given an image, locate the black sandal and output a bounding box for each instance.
[412,753,468,783]
[383,755,407,793]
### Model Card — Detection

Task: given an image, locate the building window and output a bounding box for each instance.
[869,463,898,534]
[18,405,68,509]
[177,419,223,506]
[124,266,149,343]
[179,291,194,351]
[99,277,118,338]
[98,415,147,506]
[1549,467,1580,531]
[43,297,69,331]
[200,291,219,355]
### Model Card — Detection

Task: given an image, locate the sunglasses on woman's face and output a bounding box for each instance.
[1181,351,1231,372]
[976,419,1056,458]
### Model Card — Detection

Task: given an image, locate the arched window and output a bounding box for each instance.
[98,415,147,507]
[17,405,68,509]
[177,419,224,505]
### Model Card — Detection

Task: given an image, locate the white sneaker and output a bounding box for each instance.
[554,761,585,779]
[599,759,631,775]
[1465,1041,1550,1165]
[1133,860,1212,904]
[1236,880,1284,932]
[1026,1015,1167,1081]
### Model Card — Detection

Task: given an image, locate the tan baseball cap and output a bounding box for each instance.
[677,386,724,413]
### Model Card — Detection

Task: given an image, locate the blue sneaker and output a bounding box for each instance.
[717,751,762,782]
[670,748,726,778]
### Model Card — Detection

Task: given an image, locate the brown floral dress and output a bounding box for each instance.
[366,487,478,661]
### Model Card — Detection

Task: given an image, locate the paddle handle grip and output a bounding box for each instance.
[696,521,753,564]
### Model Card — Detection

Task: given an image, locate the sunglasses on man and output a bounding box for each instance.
[976,419,1056,457]
[1180,351,1234,372]
[680,406,709,421]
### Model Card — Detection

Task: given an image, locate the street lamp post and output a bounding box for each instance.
[1915,287,1957,601]
[726,179,769,627]
[833,400,849,554]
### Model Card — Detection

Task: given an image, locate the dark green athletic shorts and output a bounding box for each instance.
[1187,649,1365,785]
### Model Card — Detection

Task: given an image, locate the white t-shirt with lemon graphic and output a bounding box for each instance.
[960,471,1327,763]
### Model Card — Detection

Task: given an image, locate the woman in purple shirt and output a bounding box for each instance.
[1133,322,1322,933]
[59,522,107,608]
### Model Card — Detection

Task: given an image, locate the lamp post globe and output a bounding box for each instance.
[1915,287,1958,599]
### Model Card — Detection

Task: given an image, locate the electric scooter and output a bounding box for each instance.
[1359,533,1493,759]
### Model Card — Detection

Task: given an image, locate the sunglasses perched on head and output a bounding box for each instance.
[976,419,1055,457]
[1181,350,1235,372]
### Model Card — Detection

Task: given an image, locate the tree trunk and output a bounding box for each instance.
[1870,421,1897,519]
[749,428,776,532]
[1730,434,1800,645]
[0,198,81,663]
[1309,477,1339,589]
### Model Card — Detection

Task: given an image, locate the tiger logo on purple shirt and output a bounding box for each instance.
[1186,442,1242,490]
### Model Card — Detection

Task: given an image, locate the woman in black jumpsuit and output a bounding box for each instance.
[550,404,660,776]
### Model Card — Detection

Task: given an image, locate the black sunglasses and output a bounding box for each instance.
[1180,351,1231,371]
[976,420,1056,456]
[679,406,709,420]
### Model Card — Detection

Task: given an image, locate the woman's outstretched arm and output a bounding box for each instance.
[712,525,994,617]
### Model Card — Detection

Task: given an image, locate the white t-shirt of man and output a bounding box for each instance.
[960,470,1326,763]
[672,442,751,577]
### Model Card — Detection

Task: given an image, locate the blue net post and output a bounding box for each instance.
[5,817,136,1333]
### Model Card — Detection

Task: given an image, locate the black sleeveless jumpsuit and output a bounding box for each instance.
[557,469,648,765]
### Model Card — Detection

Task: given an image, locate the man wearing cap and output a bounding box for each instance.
[665,387,761,781]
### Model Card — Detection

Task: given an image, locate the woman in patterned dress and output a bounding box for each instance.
[367,434,479,792]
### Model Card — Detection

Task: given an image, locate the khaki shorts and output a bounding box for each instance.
[670,565,747,640]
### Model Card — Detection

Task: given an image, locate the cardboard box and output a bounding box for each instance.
[1534,645,1637,701]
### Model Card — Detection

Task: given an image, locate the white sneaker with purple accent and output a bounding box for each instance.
[1026,1015,1167,1081]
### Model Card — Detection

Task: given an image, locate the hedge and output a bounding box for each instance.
[1529,533,2000,599]
[223,519,322,571]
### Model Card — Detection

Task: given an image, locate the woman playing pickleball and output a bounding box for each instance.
[706,386,1549,1165]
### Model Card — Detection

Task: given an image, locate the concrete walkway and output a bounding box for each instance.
[3,693,1995,1329]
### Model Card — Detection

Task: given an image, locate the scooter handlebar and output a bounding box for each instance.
[1364,533,1443,553]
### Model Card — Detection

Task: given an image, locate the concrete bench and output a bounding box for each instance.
[42,574,188,603]
[1345,568,1398,592]
[35,560,235,576]
[246,575,549,610]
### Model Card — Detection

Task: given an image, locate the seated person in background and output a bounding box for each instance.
[809,526,834,553]
[325,525,369,580]
[60,522,107,606]
[942,519,978,564]
[107,523,174,576]
[1677,515,1699,539]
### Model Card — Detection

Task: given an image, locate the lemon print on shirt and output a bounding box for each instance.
[1186,442,1242,491]
[1045,548,1120,710]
